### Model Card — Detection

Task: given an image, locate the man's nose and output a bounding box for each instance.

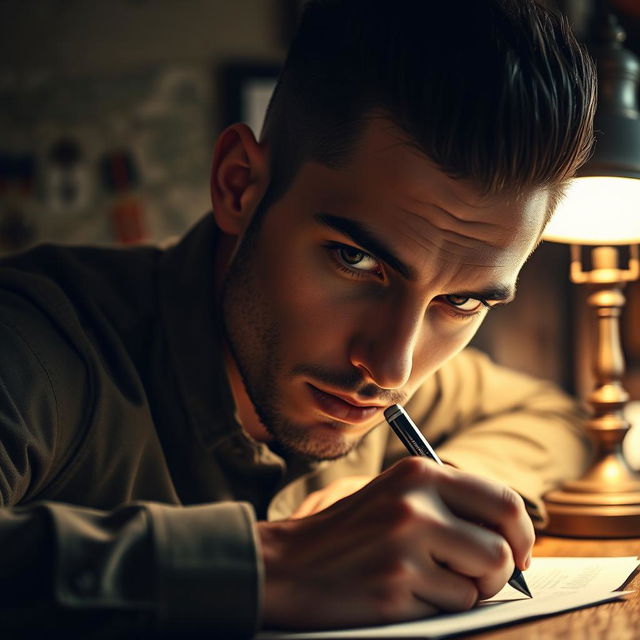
[349,302,424,390]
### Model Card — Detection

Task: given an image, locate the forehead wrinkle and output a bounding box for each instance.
[421,171,524,216]
[411,188,504,227]
[396,218,511,269]
[431,203,503,230]
[399,205,509,250]
[397,208,516,268]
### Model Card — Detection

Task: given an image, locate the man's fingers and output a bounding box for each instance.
[432,467,535,570]
[357,556,479,624]
[382,459,533,579]
[425,516,514,598]
[414,561,480,612]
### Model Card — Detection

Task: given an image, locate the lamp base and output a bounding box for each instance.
[544,483,640,538]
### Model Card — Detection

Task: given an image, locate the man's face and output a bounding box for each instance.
[221,117,548,461]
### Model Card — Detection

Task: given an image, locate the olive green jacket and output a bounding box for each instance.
[0,215,590,637]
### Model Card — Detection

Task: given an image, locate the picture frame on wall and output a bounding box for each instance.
[219,63,281,136]
[218,2,308,134]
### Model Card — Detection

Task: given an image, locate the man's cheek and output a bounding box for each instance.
[413,322,481,380]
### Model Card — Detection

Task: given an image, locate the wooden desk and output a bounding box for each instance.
[466,536,640,640]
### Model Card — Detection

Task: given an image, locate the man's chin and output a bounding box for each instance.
[270,421,362,462]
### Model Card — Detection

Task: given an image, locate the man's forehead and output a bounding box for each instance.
[389,190,548,269]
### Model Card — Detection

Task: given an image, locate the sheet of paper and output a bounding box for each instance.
[487,555,640,602]
[257,556,639,640]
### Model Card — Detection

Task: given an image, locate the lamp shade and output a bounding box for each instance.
[544,176,640,244]
[543,14,640,246]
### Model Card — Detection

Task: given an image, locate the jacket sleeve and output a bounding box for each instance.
[0,312,261,637]
[0,501,260,637]
[387,348,593,528]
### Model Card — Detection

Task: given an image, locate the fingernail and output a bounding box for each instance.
[524,552,532,570]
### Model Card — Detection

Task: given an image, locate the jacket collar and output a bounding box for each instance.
[157,214,238,450]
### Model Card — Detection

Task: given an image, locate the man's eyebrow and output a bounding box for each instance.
[314,212,416,280]
[450,285,516,303]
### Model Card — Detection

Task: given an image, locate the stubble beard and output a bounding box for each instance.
[220,224,361,462]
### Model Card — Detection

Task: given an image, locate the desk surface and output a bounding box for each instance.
[466,536,640,640]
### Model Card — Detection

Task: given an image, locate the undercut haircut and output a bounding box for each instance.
[260,0,596,215]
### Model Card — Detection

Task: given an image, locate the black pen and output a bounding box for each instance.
[384,403,532,599]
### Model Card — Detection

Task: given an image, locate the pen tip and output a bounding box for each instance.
[509,570,532,598]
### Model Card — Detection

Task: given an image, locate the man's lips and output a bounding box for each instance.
[307,384,382,424]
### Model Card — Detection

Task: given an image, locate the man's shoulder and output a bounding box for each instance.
[0,242,162,417]
[1,241,158,302]
[0,241,165,343]
[0,241,179,506]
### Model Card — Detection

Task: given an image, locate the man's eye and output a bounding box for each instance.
[333,245,381,275]
[444,295,485,313]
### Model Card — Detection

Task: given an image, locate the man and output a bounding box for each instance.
[0,0,595,637]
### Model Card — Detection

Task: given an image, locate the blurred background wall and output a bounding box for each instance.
[0,0,639,413]
[0,0,285,248]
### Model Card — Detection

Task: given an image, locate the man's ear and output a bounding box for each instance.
[210,123,270,235]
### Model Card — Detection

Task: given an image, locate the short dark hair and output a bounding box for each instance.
[260,0,596,212]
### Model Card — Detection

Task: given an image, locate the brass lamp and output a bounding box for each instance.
[542,12,640,537]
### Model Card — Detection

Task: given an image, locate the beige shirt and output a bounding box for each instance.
[0,215,591,637]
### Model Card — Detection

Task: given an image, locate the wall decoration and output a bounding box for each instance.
[0,66,212,252]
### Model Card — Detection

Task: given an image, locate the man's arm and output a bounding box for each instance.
[0,311,261,637]
[1,500,259,635]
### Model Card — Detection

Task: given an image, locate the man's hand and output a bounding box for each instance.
[257,457,534,630]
